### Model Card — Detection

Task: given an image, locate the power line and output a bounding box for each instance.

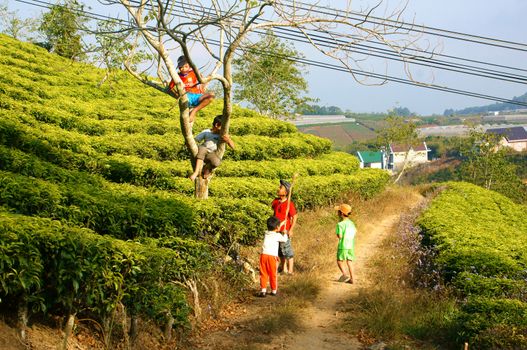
[266,27,527,85]
[144,1,527,85]
[279,0,527,52]
[206,37,527,108]
[152,0,527,84]
[14,0,527,108]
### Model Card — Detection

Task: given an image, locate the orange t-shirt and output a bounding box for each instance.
[170,69,203,94]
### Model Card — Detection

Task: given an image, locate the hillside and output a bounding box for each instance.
[418,182,527,348]
[0,34,390,347]
[298,122,376,148]
[443,91,527,115]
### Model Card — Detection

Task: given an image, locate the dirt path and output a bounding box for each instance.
[197,189,424,350]
[275,213,400,350]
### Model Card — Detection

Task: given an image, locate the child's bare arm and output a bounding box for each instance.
[222,134,235,149]
[288,214,298,237]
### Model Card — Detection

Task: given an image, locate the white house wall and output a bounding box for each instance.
[392,150,428,171]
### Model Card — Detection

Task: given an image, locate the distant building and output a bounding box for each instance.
[356,151,386,169]
[486,126,527,152]
[388,142,430,171]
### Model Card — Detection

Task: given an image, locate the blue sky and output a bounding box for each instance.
[6,0,527,115]
[304,0,527,115]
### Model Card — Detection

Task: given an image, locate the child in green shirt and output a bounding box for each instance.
[334,203,356,284]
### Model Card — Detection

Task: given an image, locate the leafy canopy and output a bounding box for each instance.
[376,116,418,148]
[233,30,314,118]
[458,128,526,203]
[0,2,38,41]
[38,0,85,60]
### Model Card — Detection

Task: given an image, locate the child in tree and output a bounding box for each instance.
[258,216,288,297]
[334,203,356,284]
[169,55,215,123]
[189,115,235,181]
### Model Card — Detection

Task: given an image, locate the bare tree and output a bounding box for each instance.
[99,0,422,198]
[377,116,419,183]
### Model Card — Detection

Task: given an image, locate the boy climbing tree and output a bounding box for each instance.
[189,115,235,182]
[105,0,421,198]
[169,55,215,124]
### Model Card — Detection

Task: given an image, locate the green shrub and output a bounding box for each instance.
[418,182,527,346]
[454,297,527,346]
[453,272,527,299]
[216,152,360,178]
[0,210,205,327]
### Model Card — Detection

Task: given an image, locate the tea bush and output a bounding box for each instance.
[418,182,527,347]
[0,33,391,333]
[0,211,204,328]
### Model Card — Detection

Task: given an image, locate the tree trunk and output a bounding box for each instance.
[17,297,28,342]
[195,176,209,199]
[185,279,201,322]
[120,304,130,350]
[60,313,76,350]
[102,315,113,350]
[394,151,411,183]
[164,313,174,342]
[129,315,138,346]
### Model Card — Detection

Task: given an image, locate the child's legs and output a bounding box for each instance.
[287,258,294,274]
[198,92,214,106]
[204,152,221,170]
[259,254,270,291]
[282,239,294,273]
[190,146,207,180]
[346,259,354,280]
[268,257,278,291]
[337,249,353,277]
[336,260,347,276]
[189,93,214,121]
[277,242,285,272]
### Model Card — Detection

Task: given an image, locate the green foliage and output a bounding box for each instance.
[92,19,152,87]
[0,211,203,325]
[454,297,527,349]
[0,168,277,245]
[390,106,414,117]
[0,2,38,41]
[293,170,391,209]
[217,152,360,179]
[296,104,344,115]
[418,182,527,346]
[38,0,86,60]
[376,116,418,148]
[458,129,527,203]
[0,34,391,332]
[233,30,314,117]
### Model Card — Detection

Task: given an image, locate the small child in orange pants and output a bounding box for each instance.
[258,216,288,297]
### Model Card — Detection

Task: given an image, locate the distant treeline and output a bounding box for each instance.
[444,91,527,116]
[298,104,345,115]
[298,104,414,117]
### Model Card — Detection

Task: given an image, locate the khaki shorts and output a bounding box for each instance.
[196,146,221,169]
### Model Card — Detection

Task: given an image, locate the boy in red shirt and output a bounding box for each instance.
[271,180,298,275]
[169,55,215,124]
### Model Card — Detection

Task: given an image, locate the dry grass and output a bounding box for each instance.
[194,185,436,349]
[341,185,457,349]
[252,302,302,336]
[280,272,322,305]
